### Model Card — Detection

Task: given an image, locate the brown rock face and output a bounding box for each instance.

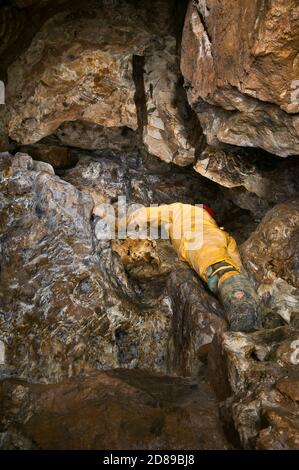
[5,0,200,167]
[194,148,299,219]
[18,143,78,169]
[143,36,204,166]
[6,1,143,143]
[242,200,299,289]
[0,369,231,450]
[53,121,136,152]
[241,200,299,325]
[208,327,299,449]
[181,0,299,157]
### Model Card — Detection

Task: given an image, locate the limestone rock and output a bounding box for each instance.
[0,151,226,383]
[241,200,299,325]
[0,369,231,450]
[241,201,299,289]
[6,0,175,144]
[208,327,299,449]
[276,376,299,402]
[194,147,299,218]
[61,149,228,217]
[143,36,204,166]
[181,0,299,157]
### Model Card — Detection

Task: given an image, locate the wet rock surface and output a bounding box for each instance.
[0,369,231,450]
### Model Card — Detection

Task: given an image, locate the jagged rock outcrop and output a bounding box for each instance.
[0,369,231,450]
[241,200,299,324]
[7,1,145,142]
[242,200,299,289]
[0,151,227,383]
[5,0,200,166]
[142,36,204,166]
[194,147,299,218]
[181,0,299,157]
[205,200,299,449]
[208,327,299,449]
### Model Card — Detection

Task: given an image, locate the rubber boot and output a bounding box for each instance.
[218,274,260,333]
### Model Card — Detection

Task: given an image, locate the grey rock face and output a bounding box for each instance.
[0,151,226,383]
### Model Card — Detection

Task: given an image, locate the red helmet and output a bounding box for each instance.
[203,204,215,219]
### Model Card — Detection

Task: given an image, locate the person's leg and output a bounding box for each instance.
[178,218,260,332]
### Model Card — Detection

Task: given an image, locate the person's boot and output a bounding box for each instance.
[218,274,260,333]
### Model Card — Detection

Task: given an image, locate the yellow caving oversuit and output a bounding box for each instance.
[123,203,260,332]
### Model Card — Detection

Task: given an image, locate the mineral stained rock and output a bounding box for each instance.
[242,200,299,289]
[6,0,173,143]
[7,1,140,142]
[0,369,231,450]
[181,0,299,157]
[143,36,204,166]
[194,147,299,218]
[241,200,299,326]
[204,200,299,449]
[208,327,299,449]
[0,151,226,383]
[5,0,200,167]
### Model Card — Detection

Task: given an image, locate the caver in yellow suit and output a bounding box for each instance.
[122,203,260,332]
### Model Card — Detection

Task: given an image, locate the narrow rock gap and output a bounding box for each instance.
[132,54,148,140]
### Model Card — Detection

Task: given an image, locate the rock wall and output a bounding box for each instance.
[181,0,299,158]
[0,151,227,383]
[1,0,299,451]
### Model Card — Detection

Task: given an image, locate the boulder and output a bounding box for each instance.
[181,0,299,157]
[241,201,299,289]
[6,1,174,144]
[0,369,231,450]
[208,327,299,449]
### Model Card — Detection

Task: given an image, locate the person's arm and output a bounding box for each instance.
[126,204,174,228]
